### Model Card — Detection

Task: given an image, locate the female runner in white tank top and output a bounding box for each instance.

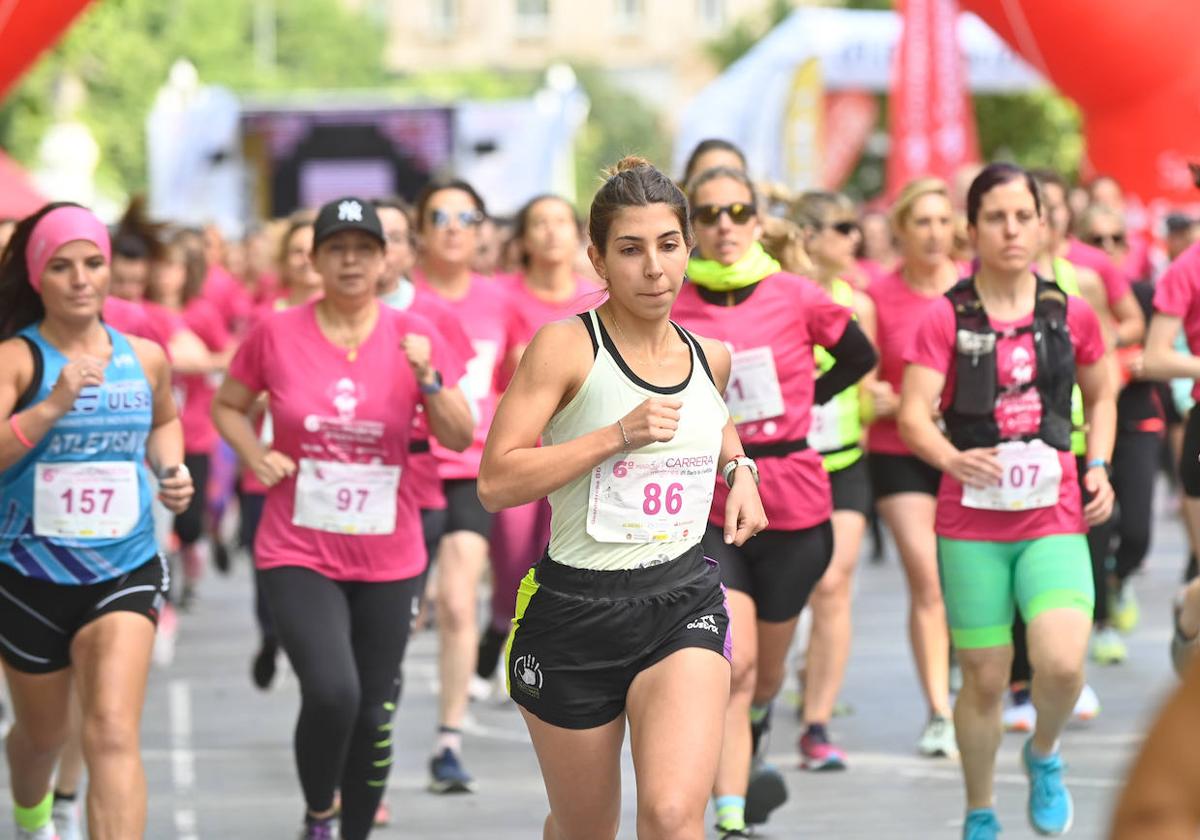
[479,157,768,840]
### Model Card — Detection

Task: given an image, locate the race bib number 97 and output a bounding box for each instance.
[587,452,717,544]
[293,459,401,535]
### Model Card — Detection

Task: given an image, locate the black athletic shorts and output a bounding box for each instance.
[506,543,730,730]
[0,555,169,674]
[867,451,941,499]
[1181,406,1200,498]
[830,456,872,516]
[703,520,833,622]
[442,479,492,539]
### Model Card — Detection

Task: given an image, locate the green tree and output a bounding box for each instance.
[0,0,387,194]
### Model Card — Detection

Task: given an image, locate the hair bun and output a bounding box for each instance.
[605,155,653,178]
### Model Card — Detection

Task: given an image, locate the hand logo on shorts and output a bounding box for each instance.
[512,654,544,697]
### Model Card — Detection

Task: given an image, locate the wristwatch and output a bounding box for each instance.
[723,456,760,489]
[420,370,444,395]
[159,463,190,481]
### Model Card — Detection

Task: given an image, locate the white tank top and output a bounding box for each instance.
[544,310,729,571]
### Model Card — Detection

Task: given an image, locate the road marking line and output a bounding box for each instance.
[169,679,198,840]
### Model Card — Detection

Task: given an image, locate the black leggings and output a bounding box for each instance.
[260,566,420,840]
[1110,430,1161,582]
[237,488,274,643]
[173,453,210,546]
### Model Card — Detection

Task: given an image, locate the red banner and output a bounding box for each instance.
[886,0,980,199]
[822,92,878,190]
[0,0,95,102]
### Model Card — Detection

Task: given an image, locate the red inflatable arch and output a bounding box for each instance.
[961,0,1200,202]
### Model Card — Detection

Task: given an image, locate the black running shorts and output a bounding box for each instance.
[703,520,834,623]
[506,544,731,730]
[867,452,942,499]
[0,555,169,674]
[1181,406,1200,498]
[830,456,872,516]
[442,479,493,539]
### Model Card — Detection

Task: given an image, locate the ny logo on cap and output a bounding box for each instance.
[338,200,363,222]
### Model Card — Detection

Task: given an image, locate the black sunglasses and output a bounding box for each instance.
[821,220,860,236]
[691,202,757,226]
[429,208,485,230]
[1087,232,1126,248]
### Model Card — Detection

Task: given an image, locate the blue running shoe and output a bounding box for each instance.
[963,808,1001,840]
[428,747,476,794]
[1023,739,1073,835]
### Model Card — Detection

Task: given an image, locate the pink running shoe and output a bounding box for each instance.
[799,725,847,771]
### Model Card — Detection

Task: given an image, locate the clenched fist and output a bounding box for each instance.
[617,397,683,451]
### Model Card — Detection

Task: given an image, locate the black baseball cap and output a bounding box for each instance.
[312,197,385,249]
[1165,212,1195,235]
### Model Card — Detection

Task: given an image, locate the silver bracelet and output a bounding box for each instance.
[616,418,631,451]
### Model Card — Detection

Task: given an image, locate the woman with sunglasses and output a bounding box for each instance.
[410,178,528,793]
[865,177,961,758]
[473,194,601,699]
[672,167,876,837]
[213,197,472,839]
[0,202,194,840]
[898,163,1115,840]
[790,190,878,771]
[480,155,767,840]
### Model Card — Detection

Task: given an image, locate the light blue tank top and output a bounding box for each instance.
[1,324,158,583]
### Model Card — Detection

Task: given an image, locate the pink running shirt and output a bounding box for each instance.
[866,268,958,455]
[1065,238,1132,308]
[672,272,852,530]
[1152,242,1200,400]
[179,297,232,456]
[227,301,459,581]
[906,294,1106,540]
[497,274,602,341]
[413,271,528,480]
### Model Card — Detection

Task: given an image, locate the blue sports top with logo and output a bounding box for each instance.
[1,325,157,584]
[543,310,729,571]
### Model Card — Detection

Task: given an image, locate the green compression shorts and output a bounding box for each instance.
[938,534,1094,650]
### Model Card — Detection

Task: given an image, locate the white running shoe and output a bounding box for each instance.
[467,674,493,703]
[153,601,179,668]
[917,714,958,758]
[52,798,81,840]
[15,822,57,840]
[1003,697,1036,733]
[1073,683,1101,722]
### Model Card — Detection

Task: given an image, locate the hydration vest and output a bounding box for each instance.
[943,276,1076,452]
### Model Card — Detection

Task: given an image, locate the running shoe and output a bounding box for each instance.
[715,821,751,839]
[428,747,476,794]
[1109,581,1139,632]
[1022,739,1073,835]
[374,800,391,827]
[743,759,788,825]
[213,540,232,574]
[1171,594,1199,676]
[918,714,958,758]
[252,638,279,690]
[1003,689,1036,733]
[799,725,847,771]
[467,674,494,703]
[14,825,56,840]
[963,808,1002,840]
[1072,683,1100,722]
[51,798,80,840]
[1089,626,1127,665]
[297,815,335,840]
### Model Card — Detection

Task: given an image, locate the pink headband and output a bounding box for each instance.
[25,206,112,294]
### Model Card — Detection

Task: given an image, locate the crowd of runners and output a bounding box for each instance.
[2,140,1200,840]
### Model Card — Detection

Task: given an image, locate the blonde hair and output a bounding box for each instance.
[890,177,951,231]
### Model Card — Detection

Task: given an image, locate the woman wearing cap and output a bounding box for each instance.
[671,167,876,837]
[480,155,768,840]
[212,196,473,840]
[410,178,528,793]
[0,202,194,840]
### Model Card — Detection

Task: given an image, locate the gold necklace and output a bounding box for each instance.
[610,311,670,368]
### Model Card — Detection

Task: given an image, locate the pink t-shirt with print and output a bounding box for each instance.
[227,301,459,581]
[672,272,851,530]
[906,294,1106,541]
